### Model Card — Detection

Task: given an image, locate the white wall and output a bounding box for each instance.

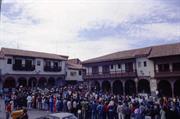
[1,56,66,75]
[136,57,155,77]
[66,69,83,81]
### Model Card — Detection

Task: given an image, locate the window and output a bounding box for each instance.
[125,62,133,72]
[118,64,121,69]
[70,71,77,76]
[79,70,82,75]
[103,65,110,74]
[45,61,51,67]
[144,61,147,67]
[37,60,41,66]
[92,66,98,74]
[7,59,12,64]
[14,59,22,66]
[138,62,141,68]
[54,62,58,67]
[173,63,180,71]
[25,59,32,67]
[158,64,169,72]
[110,65,113,69]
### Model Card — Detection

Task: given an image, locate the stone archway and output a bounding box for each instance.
[158,80,172,97]
[102,80,111,92]
[125,80,136,95]
[28,77,37,88]
[113,80,123,95]
[174,80,180,97]
[38,77,47,88]
[91,81,100,91]
[3,77,16,88]
[18,77,27,87]
[48,77,55,87]
[138,79,150,94]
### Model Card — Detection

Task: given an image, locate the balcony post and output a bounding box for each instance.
[16,78,19,87]
[169,63,173,72]
[155,64,159,73]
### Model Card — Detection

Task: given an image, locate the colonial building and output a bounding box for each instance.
[65,59,84,83]
[0,47,69,89]
[82,43,180,97]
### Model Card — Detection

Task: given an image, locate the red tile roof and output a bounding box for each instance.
[83,42,180,64]
[68,59,81,64]
[1,48,68,60]
[83,47,152,63]
[67,62,84,70]
[148,43,180,58]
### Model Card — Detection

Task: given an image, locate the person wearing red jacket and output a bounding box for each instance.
[6,102,12,119]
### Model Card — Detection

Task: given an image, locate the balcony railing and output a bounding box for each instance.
[44,66,62,72]
[84,70,137,79]
[155,70,180,77]
[13,65,35,71]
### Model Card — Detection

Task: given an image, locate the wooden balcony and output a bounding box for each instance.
[44,66,62,72]
[83,70,137,79]
[155,70,180,78]
[13,64,35,71]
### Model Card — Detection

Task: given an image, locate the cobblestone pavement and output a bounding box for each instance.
[0,99,51,119]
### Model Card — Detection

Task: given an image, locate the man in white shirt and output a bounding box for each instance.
[27,95,32,109]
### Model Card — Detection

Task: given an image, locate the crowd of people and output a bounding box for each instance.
[2,83,180,119]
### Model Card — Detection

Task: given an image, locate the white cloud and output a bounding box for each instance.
[0,0,179,60]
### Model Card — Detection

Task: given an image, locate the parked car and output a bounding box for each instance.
[36,112,78,119]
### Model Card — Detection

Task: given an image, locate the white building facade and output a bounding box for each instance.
[0,48,83,90]
[82,43,180,97]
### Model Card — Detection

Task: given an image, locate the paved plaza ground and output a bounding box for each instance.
[0,99,51,119]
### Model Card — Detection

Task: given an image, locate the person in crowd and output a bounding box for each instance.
[5,101,12,119]
[27,94,32,110]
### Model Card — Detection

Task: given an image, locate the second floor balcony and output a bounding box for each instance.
[84,70,137,79]
[155,70,180,78]
[13,64,35,71]
[44,66,62,72]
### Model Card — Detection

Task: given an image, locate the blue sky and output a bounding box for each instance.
[0,0,180,60]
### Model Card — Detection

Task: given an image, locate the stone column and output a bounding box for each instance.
[122,81,125,96]
[99,80,102,91]
[150,79,158,96]
[134,78,138,94]
[171,81,174,97]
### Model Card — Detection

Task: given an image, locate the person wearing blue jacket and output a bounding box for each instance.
[49,95,53,113]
